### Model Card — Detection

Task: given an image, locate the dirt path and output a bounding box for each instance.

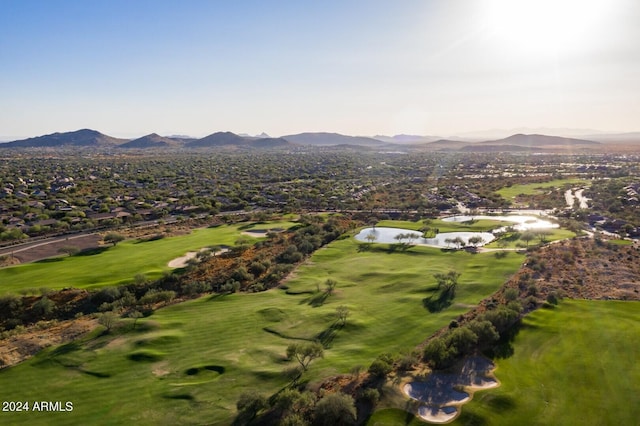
[0,318,97,368]
[0,234,103,265]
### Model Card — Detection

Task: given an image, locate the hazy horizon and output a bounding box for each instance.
[2,0,639,139]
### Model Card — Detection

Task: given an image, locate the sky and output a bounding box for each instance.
[1,0,639,139]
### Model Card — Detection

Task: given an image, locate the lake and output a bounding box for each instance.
[354,227,495,248]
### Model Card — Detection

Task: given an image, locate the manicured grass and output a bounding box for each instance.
[376,219,507,233]
[453,300,640,425]
[607,239,633,246]
[496,178,589,200]
[484,228,577,249]
[0,221,297,295]
[0,223,524,425]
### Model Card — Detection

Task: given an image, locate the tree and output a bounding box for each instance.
[286,342,324,371]
[336,305,349,326]
[368,358,392,378]
[520,231,535,247]
[128,310,143,329]
[314,392,357,426]
[536,229,552,243]
[103,232,125,246]
[468,320,499,346]
[433,270,461,298]
[98,311,120,332]
[423,337,451,369]
[467,235,485,248]
[365,231,377,244]
[33,296,55,317]
[445,326,478,356]
[451,236,465,249]
[274,389,315,418]
[236,390,267,421]
[325,279,337,295]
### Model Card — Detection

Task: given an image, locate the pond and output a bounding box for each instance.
[355,215,558,248]
[354,227,495,248]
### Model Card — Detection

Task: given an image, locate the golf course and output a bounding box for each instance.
[1,217,637,425]
[0,219,524,425]
[0,219,297,295]
[369,299,640,425]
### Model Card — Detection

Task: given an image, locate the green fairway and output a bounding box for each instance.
[496,178,589,200]
[454,300,640,425]
[0,221,297,295]
[0,225,524,425]
[376,218,507,233]
[484,228,576,249]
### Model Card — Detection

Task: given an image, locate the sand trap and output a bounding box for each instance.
[402,356,499,424]
[167,248,228,268]
[417,406,458,424]
[241,227,285,237]
[404,381,470,406]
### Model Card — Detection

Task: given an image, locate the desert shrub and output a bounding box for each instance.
[139,289,175,306]
[445,326,478,356]
[546,292,560,305]
[361,388,380,405]
[92,287,121,305]
[504,287,519,301]
[236,390,267,420]
[368,353,395,378]
[468,320,500,346]
[33,296,55,317]
[423,337,452,369]
[314,392,356,426]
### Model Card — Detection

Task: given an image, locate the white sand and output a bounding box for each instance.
[241,227,285,238]
[168,251,199,268]
[417,406,458,424]
[401,356,500,424]
[403,383,470,406]
[167,248,228,268]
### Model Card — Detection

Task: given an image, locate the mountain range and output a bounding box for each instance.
[2,128,637,151]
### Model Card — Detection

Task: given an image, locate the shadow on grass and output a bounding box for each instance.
[80,369,111,378]
[185,365,225,375]
[484,319,522,360]
[315,321,347,348]
[422,291,454,313]
[35,257,64,264]
[208,293,230,302]
[357,243,372,252]
[454,410,488,426]
[410,285,440,294]
[75,247,110,257]
[163,393,195,401]
[306,291,329,307]
[485,394,516,411]
[262,327,313,342]
[47,341,82,357]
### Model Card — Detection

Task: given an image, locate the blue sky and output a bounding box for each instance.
[1,0,639,138]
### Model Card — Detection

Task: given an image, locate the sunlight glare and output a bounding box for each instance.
[481,0,610,56]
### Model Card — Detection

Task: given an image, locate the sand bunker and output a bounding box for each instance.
[241,227,285,238]
[417,406,458,423]
[167,248,228,268]
[402,356,499,424]
[404,382,470,406]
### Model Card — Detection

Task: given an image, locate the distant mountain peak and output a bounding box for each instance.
[282,132,384,147]
[0,129,125,148]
